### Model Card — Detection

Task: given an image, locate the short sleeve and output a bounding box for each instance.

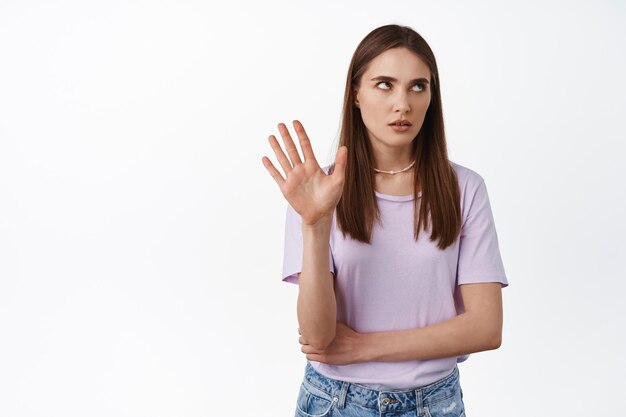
[456,178,508,288]
[281,203,335,285]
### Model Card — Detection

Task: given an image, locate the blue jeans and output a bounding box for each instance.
[294,361,466,417]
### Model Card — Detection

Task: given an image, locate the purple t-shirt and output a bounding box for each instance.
[281,161,508,389]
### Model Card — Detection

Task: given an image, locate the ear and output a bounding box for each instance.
[353,90,360,108]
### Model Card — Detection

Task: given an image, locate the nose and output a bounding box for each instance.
[392,90,411,115]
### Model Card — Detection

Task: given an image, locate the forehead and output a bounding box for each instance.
[363,47,431,81]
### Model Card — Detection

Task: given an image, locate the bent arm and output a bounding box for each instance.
[297,215,337,350]
[359,283,503,362]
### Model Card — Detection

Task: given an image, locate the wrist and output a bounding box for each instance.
[358,331,377,362]
[301,214,333,233]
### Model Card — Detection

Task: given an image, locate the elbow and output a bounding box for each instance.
[301,326,336,351]
[308,337,334,351]
[484,315,503,350]
[487,331,502,350]
[308,331,337,351]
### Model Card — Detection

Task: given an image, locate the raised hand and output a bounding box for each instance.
[261,120,347,226]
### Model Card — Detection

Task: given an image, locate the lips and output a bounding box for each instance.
[389,124,411,132]
[389,119,412,126]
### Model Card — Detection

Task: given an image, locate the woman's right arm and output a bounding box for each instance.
[262,119,347,351]
[297,214,336,350]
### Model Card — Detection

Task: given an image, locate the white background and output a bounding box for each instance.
[1,1,625,416]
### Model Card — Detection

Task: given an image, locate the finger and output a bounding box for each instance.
[261,156,285,187]
[277,122,303,167]
[305,353,325,363]
[292,120,319,165]
[332,145,348,182]
[267,134,294,176]
[301,344,321,354]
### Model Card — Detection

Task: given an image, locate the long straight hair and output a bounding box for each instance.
[333,24,461,250]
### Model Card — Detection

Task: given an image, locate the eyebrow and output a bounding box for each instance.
[370,76,430,84]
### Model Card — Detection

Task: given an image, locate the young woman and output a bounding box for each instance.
[262,24,508,417]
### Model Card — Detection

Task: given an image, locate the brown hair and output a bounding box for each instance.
[333,24,461,250]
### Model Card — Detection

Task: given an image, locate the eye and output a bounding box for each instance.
[411,83,426,92]
[376,81,392,90]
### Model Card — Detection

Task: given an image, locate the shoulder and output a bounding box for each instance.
[449,161,495,228]
[449,160,486,192]
[449,161,490,221]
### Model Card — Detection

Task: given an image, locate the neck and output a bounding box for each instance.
[371,149,414,172]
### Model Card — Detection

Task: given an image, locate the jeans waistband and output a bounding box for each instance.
[302,361,461,414]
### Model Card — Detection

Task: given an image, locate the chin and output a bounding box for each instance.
[381,138,415,147]
[367,128,416,146]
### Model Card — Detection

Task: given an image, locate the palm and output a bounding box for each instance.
[280,159,342,224]
[262,120,347,226]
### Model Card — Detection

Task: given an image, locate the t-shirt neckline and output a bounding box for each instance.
[374,191,421,201]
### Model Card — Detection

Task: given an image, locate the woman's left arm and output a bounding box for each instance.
[301,282,503,365]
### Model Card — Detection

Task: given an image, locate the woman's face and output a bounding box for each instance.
[354,47,432,151]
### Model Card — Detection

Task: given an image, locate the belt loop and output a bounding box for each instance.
[415,388,424,416]
[336,381,349,409]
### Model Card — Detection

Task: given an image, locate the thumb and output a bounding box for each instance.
[333,146,348,181]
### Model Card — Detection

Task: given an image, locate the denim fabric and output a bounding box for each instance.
[294,361,466,417]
